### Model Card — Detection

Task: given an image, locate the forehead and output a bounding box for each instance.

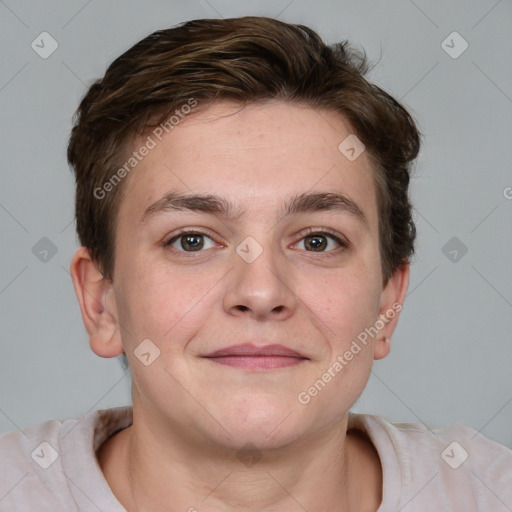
[118,100,378,228]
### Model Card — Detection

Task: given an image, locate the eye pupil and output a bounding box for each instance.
[182,234,204,251]
[169,231,340,254]
[305,235,327,252]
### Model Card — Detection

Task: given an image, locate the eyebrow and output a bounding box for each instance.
[140,190,368,227]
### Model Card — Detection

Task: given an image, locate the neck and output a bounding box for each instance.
[98,407,382,512]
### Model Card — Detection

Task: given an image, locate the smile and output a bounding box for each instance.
[204,355,307,369]
[202,342,309,369]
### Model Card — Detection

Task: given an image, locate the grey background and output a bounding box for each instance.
[1,0,511,449]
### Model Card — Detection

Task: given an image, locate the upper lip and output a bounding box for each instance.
[203,343,307,359]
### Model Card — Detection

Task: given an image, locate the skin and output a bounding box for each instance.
[70,100,409,512]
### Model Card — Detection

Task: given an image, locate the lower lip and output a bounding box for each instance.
[205,356,307,369]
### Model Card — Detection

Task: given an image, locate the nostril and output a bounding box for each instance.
[236,305,249,312]
[272,305,284,313]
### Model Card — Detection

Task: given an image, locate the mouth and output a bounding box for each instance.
[202,343,309,370]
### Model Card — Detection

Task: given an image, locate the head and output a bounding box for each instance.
[69,17,420,449]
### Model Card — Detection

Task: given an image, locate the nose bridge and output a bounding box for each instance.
[224,233,297,319]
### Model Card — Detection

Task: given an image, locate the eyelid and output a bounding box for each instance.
[163,227,350,252]
[295,227,349,248]
[163,228,223,248]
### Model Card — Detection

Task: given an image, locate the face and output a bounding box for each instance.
[91,100,406,449]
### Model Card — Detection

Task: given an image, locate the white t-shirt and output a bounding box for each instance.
[0,406,510,511]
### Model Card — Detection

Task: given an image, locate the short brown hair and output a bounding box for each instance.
[67,16,420,284]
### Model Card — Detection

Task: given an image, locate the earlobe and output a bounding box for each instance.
[373,262,410,360]
[70,247,124,358]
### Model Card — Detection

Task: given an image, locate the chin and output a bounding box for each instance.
[208,396,309,450]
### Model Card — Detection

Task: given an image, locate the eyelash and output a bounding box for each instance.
[297,227,349,254]
[163,227,349,256]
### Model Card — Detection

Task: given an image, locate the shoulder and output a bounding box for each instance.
[0,406,132,512]
[349,413,512,511]
[0,415,77,511]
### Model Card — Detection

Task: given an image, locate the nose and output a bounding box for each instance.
[223,241,298,322]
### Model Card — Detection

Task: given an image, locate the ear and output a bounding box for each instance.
[373,262,409,360]
[69,247,124,358]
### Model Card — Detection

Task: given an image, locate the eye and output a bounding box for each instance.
[164,231,216,252]
[295,229,347,253]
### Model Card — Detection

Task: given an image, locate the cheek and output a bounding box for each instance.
[296,275,378,414]
[298,257,381,337]
[114,259,219,351]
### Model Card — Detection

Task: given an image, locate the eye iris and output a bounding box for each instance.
[305,235,327,251]
[181,234,204,251]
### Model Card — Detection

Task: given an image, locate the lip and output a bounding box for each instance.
[204,343,306,358]
[203,343,308,370]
